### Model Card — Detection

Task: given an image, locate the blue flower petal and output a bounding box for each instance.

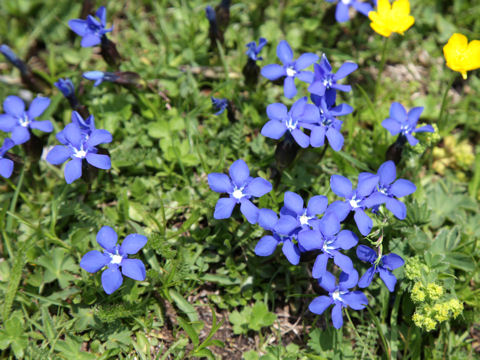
[120,234,147,255]
[377,160,396,185]
[229,159,250,187]
[390,179,416,197]
[335,230,358,250]
[266,103,288,120]
[319,212,340,237]
[63,123,83,149]
[378,267,397,292]
[11,126,30,145]
[244,177,272,197]
[86,129,112,147]
[312,253,329,279]
[333,251,354,274]
[283,76,297,99]
[261,64,286,80]
[80,250,109,273]
[382,253,404,270]
[0,158,14,178]
[331,303,344,329]
[352,2,373,16]
[255,235,278,256]
[28,97,50,118]
[356,245,377,263]
[326,200,351,221]
[46,145,72,165]
[275,215,299,235]
[319,271,336,292]
[358,266,377,288]
[309,295,333,315]
[385,197,407,219]
[282,240,300,265]
[298,230,322,252]
[284,191,304,215]
[390,102,407,122]
[276,40,293,65]
[3,95,25,117]
[30,120,53,133]
[381,118,401,135]
[334,62,358,80]
[308,81,326,97]
[261,120,287,140]
[307,195,328,217]
[0,114,17,132]
[310,126,326,147]
[68,19,88,36]
[405,133,419,146]
[258,208,278,231]
[208,173,233,194]
[294,53,319,70]
[296,71,314,83]
[338,269,358,290]
[330,175,353,198]
[101,266,123,294]
[81,33,101,47]
[354,209,373,236]
[240,198,259,224]
[335,2,350,22]
[326,127,344,151]
[407,106,424,123]
[343,291,368,310]
[213,197,236,219]
[86,153,111,170]
[414,124,434,133]
[357,174,379,197]
[96,226,118,252]
[121,258,146,281]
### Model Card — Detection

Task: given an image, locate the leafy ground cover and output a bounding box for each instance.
[0,0,479,359]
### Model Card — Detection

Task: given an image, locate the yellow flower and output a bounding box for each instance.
[443,33,480,79]
[369,0,415,37]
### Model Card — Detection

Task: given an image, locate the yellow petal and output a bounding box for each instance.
[370,22,392,37]
[377,0,392,14]
[465,40,480,70]
[392,0,411,15]
[395,15,415,33]
[461,71,468,80]
[445,33,468,53]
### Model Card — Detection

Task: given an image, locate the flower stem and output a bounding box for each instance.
[438,74,456,135]
[374,37,390,102]
[345,309,376,360]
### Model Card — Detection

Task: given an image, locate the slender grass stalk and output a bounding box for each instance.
[345,309,376,360]
[438,74,456,134]
[374,37,390,102]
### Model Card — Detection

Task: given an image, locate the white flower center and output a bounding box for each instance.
[323,78,333,88]
[349,196,361,209]
[299,213,311,226]
[73,148,87,158]
[286,116,297,131]
[341,0,351,4]
[286,67,296,77]
[323,240,334,254]
[19,114,30,127]
[110,254,123,265]
[232,188,244,200]
[332,290,343,302]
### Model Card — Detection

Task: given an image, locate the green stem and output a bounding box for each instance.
[345,309,376,360]
[374,37,390,102]
[438,74,456,134]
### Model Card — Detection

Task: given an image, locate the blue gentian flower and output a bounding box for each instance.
[382,103,434,146]
[68,6,113,47]
[274,191,328,235]
[208,159,272,224]
[327,173,382,236]
[80,226,147,294]
[261,97,319,148]
[54,78,75,98]
[83,71,118,87]
[205,5,217,23]
[261,40,319,98]
[298,212,358,278]
[365,161,416,219]
[0,45,27,74]
[0,138,15,178]
[357,245,404,292]
[307,94,353,151]
[211,97,228,115]
[246,38,267,61]
[325,0,374,23]
[71,111,96,137]
[0,96,53,145]
[308,55,357,105]
[46,123,112,184]
[255,208,302,265]
[309,270,368,329]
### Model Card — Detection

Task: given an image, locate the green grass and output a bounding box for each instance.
[0,0,479,359]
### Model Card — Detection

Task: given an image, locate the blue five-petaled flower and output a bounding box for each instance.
[0,95,53,145]
[261,40,318,99]
[83,71,119,87]
[211,97,228,115]
[325,0,373,23]
[382,103,434,146]
[46,121,112,184]
[54,78,76,99]
[309,270,368,329]
[208,159,272,224]
[356,245,404,292]
[68,6,113,47]
[0,138,15,178]
[246,38,267,61]
[80,226,147,294]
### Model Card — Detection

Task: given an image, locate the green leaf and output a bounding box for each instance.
[177,317,199,347]
[169,289,198,322]
[248,302,277,331]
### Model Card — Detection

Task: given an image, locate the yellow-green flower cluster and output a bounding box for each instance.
[404,257,427,280]
[432,134,475,180]
[412,298,463,331]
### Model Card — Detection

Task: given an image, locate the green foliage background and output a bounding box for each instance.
[0,0,479,359]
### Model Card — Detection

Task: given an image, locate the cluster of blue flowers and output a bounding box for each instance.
[207,36,436,328]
